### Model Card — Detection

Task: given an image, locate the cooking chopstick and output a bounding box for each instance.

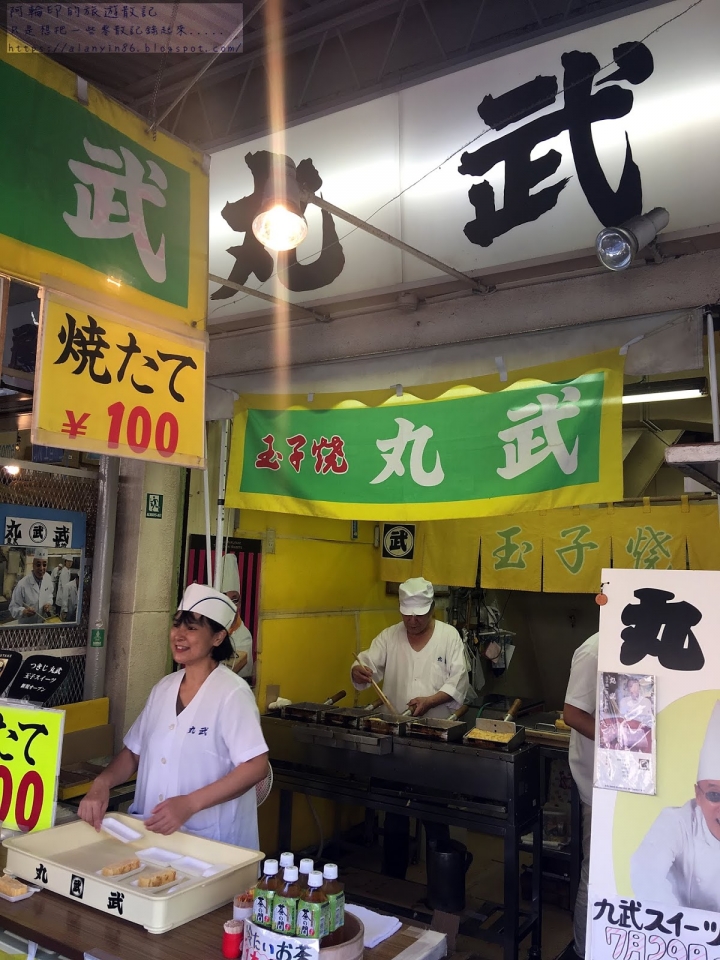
[352,655,399,715]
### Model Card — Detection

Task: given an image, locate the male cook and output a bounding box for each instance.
[563,631,599,960]
[9,549,54,624]
[630,700,720,912]
[351,577,469,877]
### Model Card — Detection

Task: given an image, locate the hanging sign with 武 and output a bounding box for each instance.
[226,351,624,521]
[0,700,64,832]
[32,292,206,468]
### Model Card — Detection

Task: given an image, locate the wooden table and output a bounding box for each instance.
[0,889,446,960]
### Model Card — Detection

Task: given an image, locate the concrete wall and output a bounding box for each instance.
[105,458,185,750]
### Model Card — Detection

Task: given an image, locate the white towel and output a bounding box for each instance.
[346,904,402,948]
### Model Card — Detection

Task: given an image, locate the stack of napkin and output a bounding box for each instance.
[346,904,402,947]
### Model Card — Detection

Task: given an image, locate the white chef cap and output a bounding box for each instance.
[697,701,720,782]
[31,549,48,560]
[63,555,74,562]
[399,577,434,615]
[221,553,241,594]
[179,583,237,631]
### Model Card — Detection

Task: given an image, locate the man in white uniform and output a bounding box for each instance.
[563,631,599,959]
[351,577,469,877]
[62,573,79,622]
[631,700,720,912]
[9,550,53,624]
[54,556,74,614]
[222,555,253,680]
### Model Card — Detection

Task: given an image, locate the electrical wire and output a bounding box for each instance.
[210,0,706,312]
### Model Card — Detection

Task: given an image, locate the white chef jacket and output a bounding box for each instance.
[230,622,253,680]
[124,665,268,849]
[62,580,78,620]
[55,566,71,610]
[9,573,54,621]
[631,800,720,912]
[352,620,469,719]
[619,695,653,724]
[565,632,599,806]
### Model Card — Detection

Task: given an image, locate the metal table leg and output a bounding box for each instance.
[278,789,293,853]
[503,823,519,960]
[528,813,543,960]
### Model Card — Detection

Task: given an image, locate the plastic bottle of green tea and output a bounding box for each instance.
[253,859,280,928]
[272,865,302,935]
[296,871,330,940]
[299,858,314,885]
[279,852,295,869]
[322,863,345,940]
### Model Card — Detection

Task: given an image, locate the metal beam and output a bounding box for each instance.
[208,272,330,322]
[305,193,492,294]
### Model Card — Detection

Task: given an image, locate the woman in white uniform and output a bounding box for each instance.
[631,700,720,912]
[78,584,269,848]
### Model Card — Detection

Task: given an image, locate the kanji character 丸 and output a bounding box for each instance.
[4,520,21,546]
[371,418,444,487]
[55,313,112,385]
[620,588,704,671]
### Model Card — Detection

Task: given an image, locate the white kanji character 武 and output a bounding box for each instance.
[497,386,581,480]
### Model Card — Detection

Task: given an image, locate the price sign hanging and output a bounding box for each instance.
[0,701,64,832]
[33,291,206,468]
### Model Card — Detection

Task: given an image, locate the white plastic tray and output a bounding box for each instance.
[0,882,41,903]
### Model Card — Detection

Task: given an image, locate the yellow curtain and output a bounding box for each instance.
[378,525,425,582]
[685,500,720,570]
[479,513,544,591]
[610,502,687,571]
[542,507,612,593]
[422,519,483,587]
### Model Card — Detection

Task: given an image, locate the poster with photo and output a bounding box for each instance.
[589,570,720,960]
[595,672,656,795]
[0,506,85,628]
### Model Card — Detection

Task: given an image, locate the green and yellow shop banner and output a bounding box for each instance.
[226,351,624,521]
[380,499,720,593]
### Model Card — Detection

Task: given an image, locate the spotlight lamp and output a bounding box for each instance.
[595,207,670,272]
[251,157,309,252]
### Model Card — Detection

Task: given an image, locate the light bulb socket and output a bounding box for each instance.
[596,207,670,272]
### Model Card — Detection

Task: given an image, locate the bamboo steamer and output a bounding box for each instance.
[321,913,364,960]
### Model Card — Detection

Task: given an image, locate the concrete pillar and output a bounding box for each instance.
[105,458,185,750]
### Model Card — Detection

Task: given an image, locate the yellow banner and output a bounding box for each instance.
[33,293,206,467]
[0,702,64,832]
[685,501,720,569]
[543,507,612,593]
[479,513,544,591]
[610,504,687,571]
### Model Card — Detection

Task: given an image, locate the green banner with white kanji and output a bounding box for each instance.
[226,350,624,521]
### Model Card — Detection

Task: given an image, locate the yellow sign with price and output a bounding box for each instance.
[33,292,206,468]
[0,702,64,832]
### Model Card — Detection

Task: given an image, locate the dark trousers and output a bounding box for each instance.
[382,812,451,879]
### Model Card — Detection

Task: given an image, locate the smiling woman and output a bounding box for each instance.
[78,584,269,849]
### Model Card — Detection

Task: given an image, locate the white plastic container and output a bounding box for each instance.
[3,813,263,934]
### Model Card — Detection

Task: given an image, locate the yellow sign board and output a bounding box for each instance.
[0,701,64,832]
[33,293,206,467]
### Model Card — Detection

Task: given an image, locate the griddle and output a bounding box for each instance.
[281,690,346,723]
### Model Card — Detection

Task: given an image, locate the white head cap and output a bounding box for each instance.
[221,553,241,594]
[178,583,237,631]
[32,549,48,560]
[399,577,434,615]
[63,555,74,563]
[698,701,720,782]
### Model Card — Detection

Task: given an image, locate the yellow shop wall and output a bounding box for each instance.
[236,510,399,853]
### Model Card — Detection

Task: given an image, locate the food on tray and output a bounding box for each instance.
[101,857,141,877]
[0,875,28,897]
[466,728,513,742]
[139,867,177,888]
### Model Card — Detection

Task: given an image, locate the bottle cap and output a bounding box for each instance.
[308,871,324,888]
[279,852,294,868]
[283,866,299,882]
[264,859,279,876]
[323,863,338,880]
[299,858,314,875]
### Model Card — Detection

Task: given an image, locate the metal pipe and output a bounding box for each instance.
[208,273,329,323]
[213,419,230,590]
[83,455,119,700]
[706,309,720,521]
[305,193,491,294]
[203,426,213,585]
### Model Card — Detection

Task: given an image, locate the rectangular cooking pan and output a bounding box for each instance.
[407,717,466,742]
[322,697,384,729]
[362,713,409,736]
[282,690,346,723]
[464,717,525,751]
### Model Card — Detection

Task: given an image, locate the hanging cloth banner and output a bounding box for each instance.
[226,350,624,521]
[542,507,612,593]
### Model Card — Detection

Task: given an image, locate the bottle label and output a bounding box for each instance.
[326,892,345,932]
[296,899,329,939]
[272,895,297,934]
[253,888,274,926]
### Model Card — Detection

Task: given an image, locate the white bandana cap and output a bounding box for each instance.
[31,549,48,560]
[698,700,720,782]
[63,555,74,563]
[399,577,434,615]
[179,583,237,631]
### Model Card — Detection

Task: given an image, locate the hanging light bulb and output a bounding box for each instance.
[251,157,308,252]
[595,207,670,272]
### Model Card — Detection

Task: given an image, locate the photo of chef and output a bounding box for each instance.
[630,700,720,913]
[0,547,83,627]
[598,672,654,754]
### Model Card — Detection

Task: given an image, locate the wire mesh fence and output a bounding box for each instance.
[1,466,98,703]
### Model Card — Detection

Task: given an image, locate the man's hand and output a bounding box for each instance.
[78,780,111,831]
[145,795,197,835]
[23,607,36,617]
[352,663,374,685]
[407,696,435,717]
